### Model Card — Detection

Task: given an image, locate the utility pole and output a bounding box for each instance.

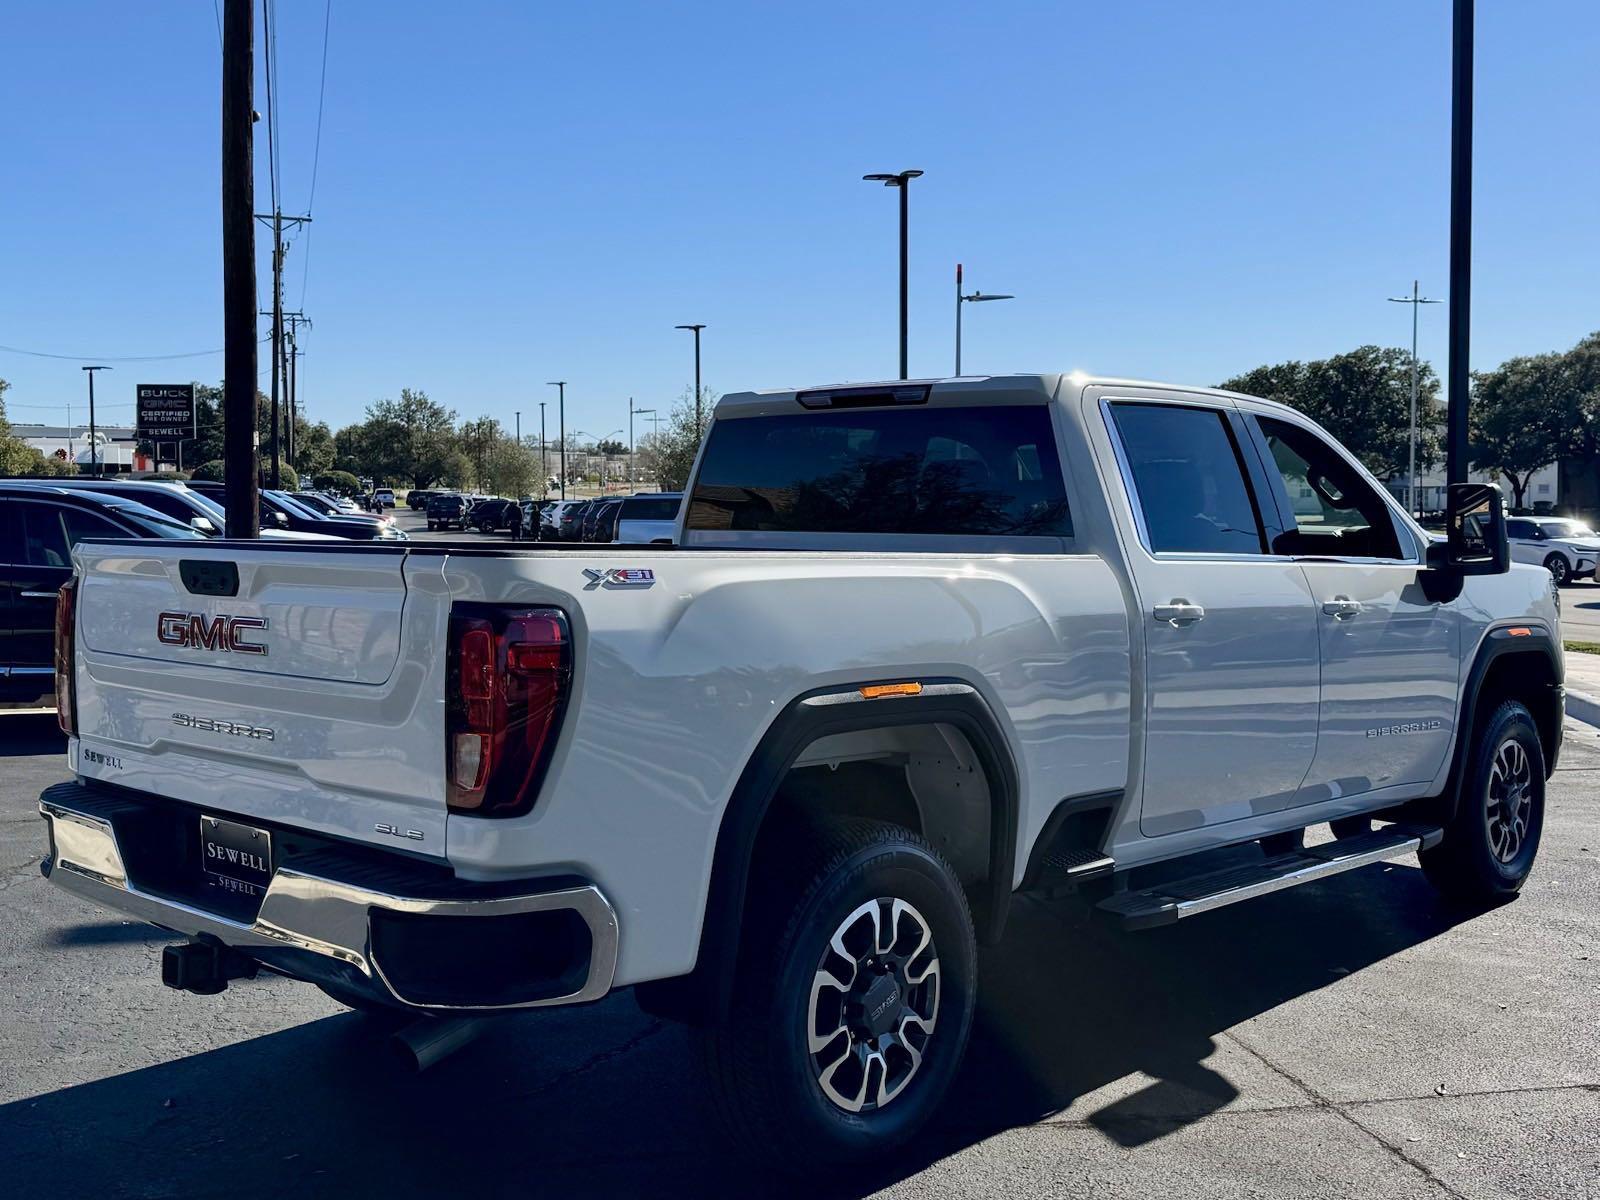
[863,170,923,379]
[256,215,310,488]
[675,324,706,435]
[222,0,259,536]
[284,311,310,471]
[1446,0,1473,485]
[515,410,521,450]
[1387,282,1441,514]
[547,381,567,499]
[80,366,110,477]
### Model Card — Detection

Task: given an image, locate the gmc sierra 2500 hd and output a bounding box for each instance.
[40,374,1558,1167]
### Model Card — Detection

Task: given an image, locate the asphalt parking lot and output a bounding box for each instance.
[1,658,1596,1198]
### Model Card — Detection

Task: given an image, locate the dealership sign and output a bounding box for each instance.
[136,384,196,440]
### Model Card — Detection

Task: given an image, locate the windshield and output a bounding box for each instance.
[267,490,323,520]
[107,504,208,539]
[1544,520,1596,539]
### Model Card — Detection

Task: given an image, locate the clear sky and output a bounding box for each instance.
[1,1,1595,442]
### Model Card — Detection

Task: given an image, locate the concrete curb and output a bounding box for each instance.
[1565,688,1600,729]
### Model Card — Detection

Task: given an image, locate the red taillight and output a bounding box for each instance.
[446,605,571,817]
[55,576,78,737]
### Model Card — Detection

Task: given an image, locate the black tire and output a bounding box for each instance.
[698,819,977,1171]
[1260,829,1305,856]
[1420,698,1545,905]
[1544,553,1571,586]
[1329,815,1373,839]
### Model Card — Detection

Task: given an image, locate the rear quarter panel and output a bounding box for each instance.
[437,548,1131,985]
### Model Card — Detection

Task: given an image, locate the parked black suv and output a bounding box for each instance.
[0,484,205,701]
[426,493,470,531]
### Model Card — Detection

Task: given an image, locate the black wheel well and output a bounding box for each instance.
[635,681,1017,1026]
[1474,651,1560,771]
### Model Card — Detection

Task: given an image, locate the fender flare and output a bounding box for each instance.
[1435,623,1562,820]
[636,678,1019,1024]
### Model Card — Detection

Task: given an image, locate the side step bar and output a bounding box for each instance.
[1098,824,1444,931]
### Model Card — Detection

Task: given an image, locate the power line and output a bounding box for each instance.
[261,0,279,217]
[211,0,222,50]
[0,340,264,362]
[300,0,333,309]
[307,0,331,212]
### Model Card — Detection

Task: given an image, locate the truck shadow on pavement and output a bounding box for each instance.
[0,861,1476,1198]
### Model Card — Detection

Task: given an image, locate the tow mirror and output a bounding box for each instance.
[1426,482,1509,576]
[272,511,290,529]
[191,516,219,536]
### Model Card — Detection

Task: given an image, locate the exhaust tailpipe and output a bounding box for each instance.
[391,1015,486,1072]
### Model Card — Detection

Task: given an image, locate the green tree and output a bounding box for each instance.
[0,378,75,476]
[1470,353,1584,508]
[192,459,226,482]
[1219,346,1441,481]
[640,388,712,492]
[313,470,362,495]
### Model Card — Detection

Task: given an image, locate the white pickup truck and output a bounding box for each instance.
[40,374,1560,1166]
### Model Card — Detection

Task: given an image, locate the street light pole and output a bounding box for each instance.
[631,405,655,492]
[675,324,706,435]
[954,263,1015,376]
[863,169,924,379]
[539,401,547,491]
[547,381,567,499]
[515,410,521,450]
[81,366,110,477]
[1388,281,1442,514]
[1446,0,1473,486]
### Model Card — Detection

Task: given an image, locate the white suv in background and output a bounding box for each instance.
[1506,516,1600,585]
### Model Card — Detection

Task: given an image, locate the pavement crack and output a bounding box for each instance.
[499,1018,669,1103]
[1220,1030,1470,1200]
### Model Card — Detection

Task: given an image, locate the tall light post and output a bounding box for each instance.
[631,404,655,492]
[1387,281,1442,514]
[547,381,567,499]
[539,401,547,490]
[515,410,521,449]
[1446,0,1473,486]
[862,169,924,379]
[954,263,1014,376]
[80,365,111,477]
[674,324,706,435]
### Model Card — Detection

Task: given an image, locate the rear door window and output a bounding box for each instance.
[686,406,1071,537]
[1108,403,1266,555]
[621,497,681,521]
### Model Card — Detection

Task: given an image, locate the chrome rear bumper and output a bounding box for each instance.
[40,782,618,1012]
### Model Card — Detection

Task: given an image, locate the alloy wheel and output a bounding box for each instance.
[806,897,940,1114]
[1485,736,1533,865]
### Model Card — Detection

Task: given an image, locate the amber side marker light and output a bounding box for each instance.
[859,682,924,700]
[1507,627,1533,637]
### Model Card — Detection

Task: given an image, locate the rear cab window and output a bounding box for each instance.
[685,404,1071,546]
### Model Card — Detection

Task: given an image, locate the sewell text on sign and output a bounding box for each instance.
[135,384,196,441]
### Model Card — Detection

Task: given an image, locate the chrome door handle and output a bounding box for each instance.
[1322,596,1363,619]
[20,590,59,599]
[1153,600,1206,626]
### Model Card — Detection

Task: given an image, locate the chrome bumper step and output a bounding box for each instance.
[1098,824,1444,930]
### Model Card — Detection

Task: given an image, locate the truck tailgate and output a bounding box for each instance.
[70,541,452,856]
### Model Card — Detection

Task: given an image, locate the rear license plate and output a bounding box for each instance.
[199,816,273,898]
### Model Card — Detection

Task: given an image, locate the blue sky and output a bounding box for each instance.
[1,1,1596,441]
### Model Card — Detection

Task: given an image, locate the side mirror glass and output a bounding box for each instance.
[273,511,290,528]
[191,516,219,535]
[1426,482,1509,576]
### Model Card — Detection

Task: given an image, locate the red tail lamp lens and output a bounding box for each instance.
[446,605,571,817]
[55,576,78,737]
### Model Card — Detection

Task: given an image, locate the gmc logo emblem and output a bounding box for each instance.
[157,612,269,656]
